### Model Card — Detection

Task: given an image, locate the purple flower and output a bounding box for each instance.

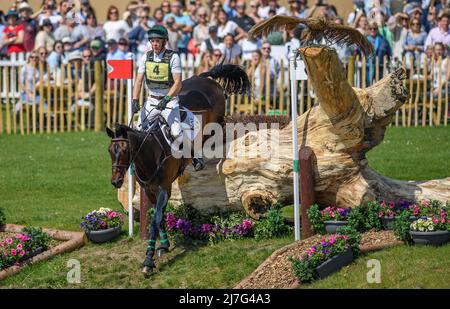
[201,224,213,234]
[176,219,192,236]
[166,212,177,230]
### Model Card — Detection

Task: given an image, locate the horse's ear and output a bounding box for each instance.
[106,127,115,138]
[118,124,128,138]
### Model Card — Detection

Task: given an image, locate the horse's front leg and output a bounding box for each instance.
[154,186,170,257]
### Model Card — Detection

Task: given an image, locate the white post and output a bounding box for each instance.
[127,53,134,237]
[289,53,301,241]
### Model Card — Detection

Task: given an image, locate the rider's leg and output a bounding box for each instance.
[141,97,161,130]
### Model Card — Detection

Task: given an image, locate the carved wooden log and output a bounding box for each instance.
[118,47,450,218]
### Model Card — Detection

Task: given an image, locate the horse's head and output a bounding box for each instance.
[106,124,131,188]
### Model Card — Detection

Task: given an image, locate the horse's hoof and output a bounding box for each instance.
[142,266,153,277]
[157,248,168,257]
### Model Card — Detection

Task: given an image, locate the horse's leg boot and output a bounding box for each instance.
[142,248,156,277]
[192,157,204,171]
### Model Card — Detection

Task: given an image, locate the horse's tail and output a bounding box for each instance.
[199,63,251,97]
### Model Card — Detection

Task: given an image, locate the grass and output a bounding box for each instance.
[0,125,449,288]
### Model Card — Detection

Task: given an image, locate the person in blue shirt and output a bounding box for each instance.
[366,22,391,86]
[106,39,126,60]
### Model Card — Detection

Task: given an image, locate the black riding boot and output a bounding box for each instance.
[192,157,204,171]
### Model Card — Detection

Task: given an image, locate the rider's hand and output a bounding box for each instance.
[156,96,171,111]
[132,99,140,114]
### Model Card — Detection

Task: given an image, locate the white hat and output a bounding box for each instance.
[68,50,83,62]
[62,37,73,44]
[18,3,32,12]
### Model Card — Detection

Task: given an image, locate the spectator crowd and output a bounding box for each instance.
[0,0,449,111]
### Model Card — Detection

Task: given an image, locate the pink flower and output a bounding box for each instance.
[6,238,12,245]
[387,210,395,217]
[0,241,5,247]
[381,201,387,207]
[10,249,17,256]
[330,211,335,218]
[421,200,429,207]
[413,206,420,216]
[329,235,336,244]
[242,219,253,229]
[16,243,23,250]
[389,201,395,209]
[378,211,384,218]
[432,218,439,224]
[19,250,25,257]
[342,235,349,240]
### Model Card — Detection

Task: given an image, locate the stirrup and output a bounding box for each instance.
[192,158,204,171]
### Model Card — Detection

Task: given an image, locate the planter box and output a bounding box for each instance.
[323,220,348,234]
[86,226,121,243]
[409,216,428,222]
[315,247,354,279]
[410,230,450,246]
[381,216,396,230]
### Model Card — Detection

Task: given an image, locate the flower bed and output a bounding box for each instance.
[307,205,351,234]
[0,227,51,270]
[151,204,292,246]
[289,230,360,283]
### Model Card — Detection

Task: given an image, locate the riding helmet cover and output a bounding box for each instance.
[148,25,169,40]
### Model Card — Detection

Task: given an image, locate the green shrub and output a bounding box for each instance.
[347,202,382,232]
[307,204,326,234]
[253,208,291,240]
[394,210,413,244]
[335,226,361,257]
[20,227,52,250]
[0,208,5,226]
[365,201,383,231]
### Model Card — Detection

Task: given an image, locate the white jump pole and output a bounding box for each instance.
[127,52,134,237]
[289,52,301,241]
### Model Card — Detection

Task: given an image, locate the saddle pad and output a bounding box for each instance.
[160,109,201,154]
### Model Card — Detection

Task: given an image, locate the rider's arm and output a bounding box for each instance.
[133,73,144,101]
[166,73,182,98]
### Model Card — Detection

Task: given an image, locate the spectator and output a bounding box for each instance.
[366,22,391,85]
[118,38,129,54]
[160,1,171,15]
[165,17,181,52]
[17,2,38,52]
[239,33,262,61]
[219,33,242,63]
[36,1,62,28]
[85,12,106,42]
[248,0,262,24]
[58,0,71,17]
[47,40,64,71]
[209,0,223,26]
[373,10,394,51]
[217,8,245,41]
[248,50,263,98]
[153,8,165,26]
[163,0,194,32]
[128,10,151,59]
[286,0,302,18]
[68,15,90,51]
[2,10,25,55]
[260,41,280,78]
[62,37,73,57]
[53,14,70,41]
[193,8,210,52]
[352,11,368,35]
[76,47,95,113]
[36,46,49,75]
[77,0,95,24]
[285,26,302,59]
[186,0,201,24]
[106,39,126,60]
[259,0,287,19]
[425,10,450,49]
[388,13,410,61]
[90,39,106,61]
[224,0,238,19]
[347,0,365,25]
[424,6,438,33]
[233,1,256,33]
[200,26,221,55]
[17,52,46,114]
[103,6,131,42]
[431,42,450,98]
[403,17,427,67]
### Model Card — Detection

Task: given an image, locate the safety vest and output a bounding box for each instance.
[145,49,175,90]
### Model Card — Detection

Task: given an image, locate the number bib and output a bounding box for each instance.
[145,61,169,83]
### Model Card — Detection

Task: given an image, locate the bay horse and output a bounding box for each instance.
[106,64,251,275]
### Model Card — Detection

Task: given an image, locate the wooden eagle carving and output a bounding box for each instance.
[248,15,374,56]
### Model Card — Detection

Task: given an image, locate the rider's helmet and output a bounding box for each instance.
[147,25,169,40]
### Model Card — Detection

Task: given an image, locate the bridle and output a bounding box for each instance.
[110,124,172,186]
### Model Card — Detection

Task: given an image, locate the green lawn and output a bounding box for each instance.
[0,126,449,288]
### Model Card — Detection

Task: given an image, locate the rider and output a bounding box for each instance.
[132,25,204,171]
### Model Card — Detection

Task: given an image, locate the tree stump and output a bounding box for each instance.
[118,46,450,217]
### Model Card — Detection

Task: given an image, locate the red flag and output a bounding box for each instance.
[107,59,133,79]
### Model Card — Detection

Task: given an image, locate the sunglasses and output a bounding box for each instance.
[262,47,271,50]
[110,11,118,15]
[29,55,36,59]
[412,23,420,26]
[198,14,207,17]
[39,52,47,56]
[213,53,222,57]
[369,27,377,30]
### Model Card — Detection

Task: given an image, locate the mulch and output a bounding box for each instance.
[235,230,402,289]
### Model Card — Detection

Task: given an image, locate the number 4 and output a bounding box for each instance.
[153,65,160,75]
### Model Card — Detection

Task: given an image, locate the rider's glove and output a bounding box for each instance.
[132,99,140,114]
[156,95,171,111]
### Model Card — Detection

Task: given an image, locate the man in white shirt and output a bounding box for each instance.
[219,33,242,63]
